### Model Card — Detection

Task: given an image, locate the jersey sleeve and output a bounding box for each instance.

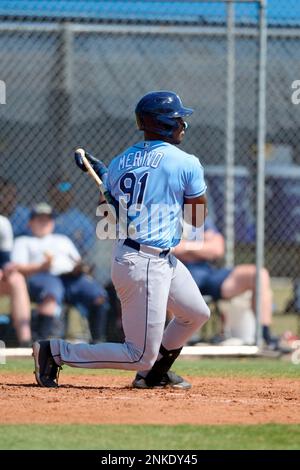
[183,157,207,199]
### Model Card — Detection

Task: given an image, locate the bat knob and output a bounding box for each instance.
[74,148,88,172]
[75,147,85,158]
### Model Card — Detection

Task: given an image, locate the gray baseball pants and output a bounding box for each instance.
[50,241,210,369]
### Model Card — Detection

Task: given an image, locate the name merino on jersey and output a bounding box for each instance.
[118,148,164,170]
[101,140,206,248]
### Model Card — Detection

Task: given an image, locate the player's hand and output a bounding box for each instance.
[74,149,108,178]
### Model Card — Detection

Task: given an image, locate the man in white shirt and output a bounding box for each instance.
[0,214,31,346]
[12,203,108,341]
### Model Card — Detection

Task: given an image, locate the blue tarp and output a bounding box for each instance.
[0,0,298,26]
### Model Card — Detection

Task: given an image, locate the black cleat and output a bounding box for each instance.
[32,340,60,388]
[132,370,191,390]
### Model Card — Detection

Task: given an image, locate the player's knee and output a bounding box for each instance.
[125,343,158,370]
[192,305,210,328]
[192,303,211,328]
[203,303,211,321]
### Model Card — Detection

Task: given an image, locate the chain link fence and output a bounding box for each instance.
[0,0,300,320]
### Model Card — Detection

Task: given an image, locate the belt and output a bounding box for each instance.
[123,238,170,258]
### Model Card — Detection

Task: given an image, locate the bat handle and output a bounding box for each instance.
[75,147,119,225]
[81,154,103,187]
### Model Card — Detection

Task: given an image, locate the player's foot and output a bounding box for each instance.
[32,340,60,388]
[132,370,191,390]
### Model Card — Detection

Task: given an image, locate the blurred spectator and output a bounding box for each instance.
[10,173,95,256]
[11,203,108,342]
[0,177,17,217]
[173,218,276,347]
[47,174,95,255]
[0,177,30,237]
[0,213,32,346]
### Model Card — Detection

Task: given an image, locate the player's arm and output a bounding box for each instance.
[183,194,207,227]
[75,149,119,216]
[98,192,106,205]
[182,156,207,227]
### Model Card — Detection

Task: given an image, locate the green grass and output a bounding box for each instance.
[2,356,299,378]
[0,424,299,450]
[272,313,300,336]
[1,358,299,450]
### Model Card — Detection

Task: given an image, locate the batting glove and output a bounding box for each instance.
[74,149,108,179]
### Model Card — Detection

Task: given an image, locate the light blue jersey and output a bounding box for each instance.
[107,140,206,248]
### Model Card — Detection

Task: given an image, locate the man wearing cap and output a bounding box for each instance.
[11,203,108,341]
[46,174,95,256]
[10,174,95,256]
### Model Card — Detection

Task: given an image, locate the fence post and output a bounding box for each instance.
[225,0,236,268]
[255,0,267,346]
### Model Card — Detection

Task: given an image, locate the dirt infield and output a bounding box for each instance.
[0,373,299,425]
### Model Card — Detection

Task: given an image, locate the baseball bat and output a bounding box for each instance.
[75,147,118,223]
[75,148,106,192]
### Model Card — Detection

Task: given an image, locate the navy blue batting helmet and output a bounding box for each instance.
[135,91,194,137]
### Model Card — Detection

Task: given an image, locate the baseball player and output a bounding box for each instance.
[32,90,211,389]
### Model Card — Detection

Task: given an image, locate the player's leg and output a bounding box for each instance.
[0,272,31,346]
[134,256,210,388]
[221,265,273,343]
[163,256,211,349]
[49,247,173,371]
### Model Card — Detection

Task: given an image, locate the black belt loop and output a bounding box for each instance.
[159,249,170,258]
